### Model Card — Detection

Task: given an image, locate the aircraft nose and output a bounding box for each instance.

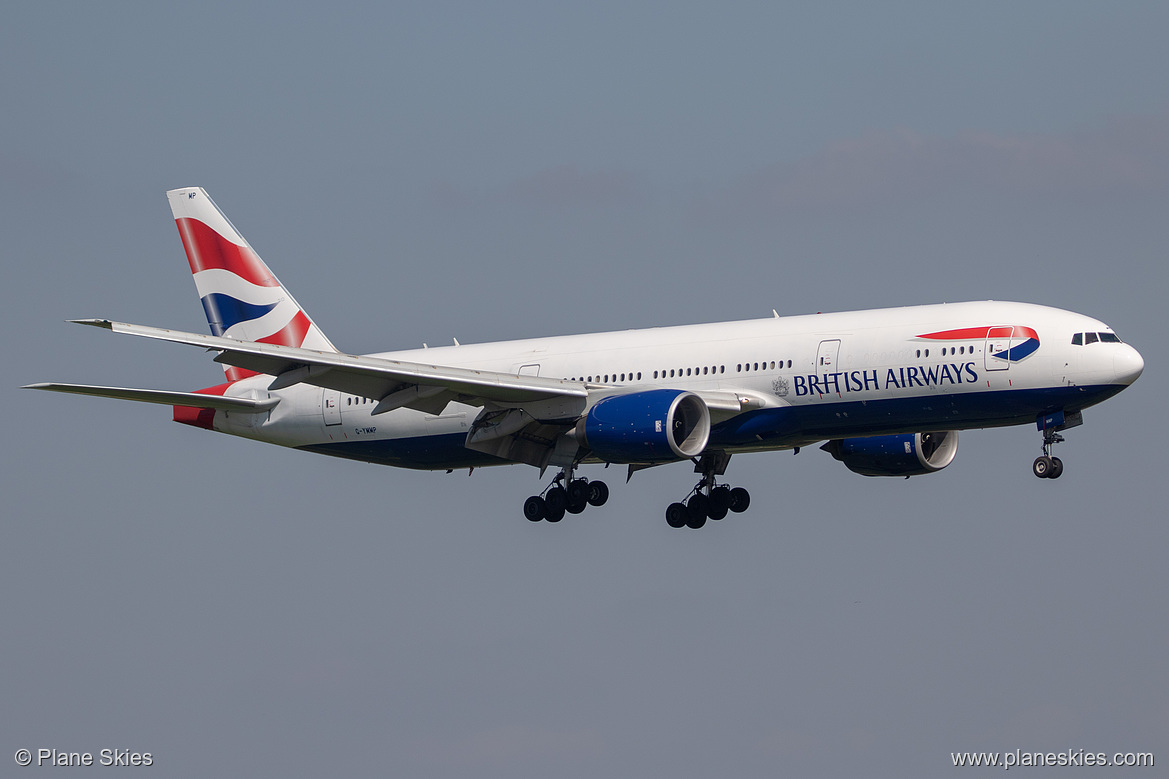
[1113,344,1144,385]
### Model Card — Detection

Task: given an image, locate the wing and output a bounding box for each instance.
[71,319,588,414]
[64,319,777,470]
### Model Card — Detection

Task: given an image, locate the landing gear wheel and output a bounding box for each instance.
[1033,456,1053,478]
[666,502,688,528]
[688,493,710,518]
[686,494,710,529]
[707,502,728,521]
[586,480,609,507]
[1048,457,1064,479]
[567,479,589,507]
[545,487,567,520]
[710,486,732,512]
[729,487,751,513]
[566,497,588,514]
[523,495,546,522]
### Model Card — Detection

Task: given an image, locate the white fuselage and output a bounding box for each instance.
[204,300,1143,470]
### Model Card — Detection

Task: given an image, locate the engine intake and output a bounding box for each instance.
[578,389,710,463]
[821,431,958,477]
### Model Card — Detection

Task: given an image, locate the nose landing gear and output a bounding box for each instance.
[1033,430,1065,479]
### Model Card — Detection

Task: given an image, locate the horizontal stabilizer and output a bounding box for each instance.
[22,382,279,412]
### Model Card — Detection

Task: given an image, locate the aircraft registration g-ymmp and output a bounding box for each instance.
[26,188,1145,528]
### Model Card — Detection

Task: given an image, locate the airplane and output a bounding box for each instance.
[25,187,1145,528]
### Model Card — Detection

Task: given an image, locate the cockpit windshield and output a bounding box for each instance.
[1072,331,1122,345]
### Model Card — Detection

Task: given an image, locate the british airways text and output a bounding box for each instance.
[793,362,980,397]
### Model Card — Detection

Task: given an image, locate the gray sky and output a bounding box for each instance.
[3,3,1167,777]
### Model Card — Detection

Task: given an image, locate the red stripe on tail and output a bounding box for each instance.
[257,310,312,347]
[175,217,279,287]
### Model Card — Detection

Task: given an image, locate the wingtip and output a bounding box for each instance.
[69,318,113,328]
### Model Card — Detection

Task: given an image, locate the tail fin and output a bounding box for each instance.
[167,187,336,381]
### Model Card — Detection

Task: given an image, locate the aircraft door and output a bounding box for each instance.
[322,389,342,426]
[816,340,841,371]
[984,326,1012,372]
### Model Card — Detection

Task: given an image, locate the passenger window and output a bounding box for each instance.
[1085,333,1098,344]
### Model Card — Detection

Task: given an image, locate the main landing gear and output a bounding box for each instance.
[523,468,609,522]
[1032,430,1065,479]
[665,450,751,529]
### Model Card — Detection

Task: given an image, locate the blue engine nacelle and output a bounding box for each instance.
[820,431,958,477]
[577,389,710,463]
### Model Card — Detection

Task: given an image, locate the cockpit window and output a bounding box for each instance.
[1073,331,1122,345]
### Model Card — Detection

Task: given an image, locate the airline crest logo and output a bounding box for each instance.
[917,326,1040,362]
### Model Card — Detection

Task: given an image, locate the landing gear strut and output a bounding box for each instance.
[523,467,608,522]
[665,450,751,529]
[1033,430,1065,479]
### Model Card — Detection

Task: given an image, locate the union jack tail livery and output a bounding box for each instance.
[167,187,336,381]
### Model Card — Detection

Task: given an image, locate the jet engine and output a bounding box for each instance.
[820,431,958,477]
[577,389,710,463]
